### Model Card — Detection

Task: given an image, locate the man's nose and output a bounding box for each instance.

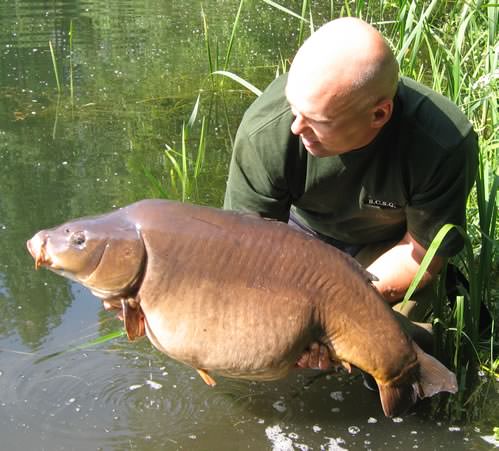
[290,113,307,135]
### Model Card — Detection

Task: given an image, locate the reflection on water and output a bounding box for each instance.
[0,0,497,449]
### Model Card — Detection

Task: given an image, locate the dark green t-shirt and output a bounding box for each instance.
[224,74,478,256]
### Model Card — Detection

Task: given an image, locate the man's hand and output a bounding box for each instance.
[295,342,333,370]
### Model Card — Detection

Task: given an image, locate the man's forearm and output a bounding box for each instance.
[366,232,443,304]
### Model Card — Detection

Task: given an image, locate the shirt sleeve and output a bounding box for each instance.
[406,130,479,256]
[223,122,292,222]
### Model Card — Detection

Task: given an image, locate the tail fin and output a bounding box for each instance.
[412,342,458,398]
[378,382,422,417]
[377,342,457,417]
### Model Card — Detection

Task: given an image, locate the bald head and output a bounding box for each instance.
[287,17,399,117]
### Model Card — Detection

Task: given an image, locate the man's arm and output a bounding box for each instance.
[367,231,443,304]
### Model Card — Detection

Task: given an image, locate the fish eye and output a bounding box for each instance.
[70,231,86,248]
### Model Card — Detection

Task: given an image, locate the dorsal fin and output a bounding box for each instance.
[342,251,379,283]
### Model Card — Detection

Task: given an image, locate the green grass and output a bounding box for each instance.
[48,40,61,94]
[144,95,207,202]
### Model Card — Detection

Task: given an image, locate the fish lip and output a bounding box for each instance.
[26,236,53,270]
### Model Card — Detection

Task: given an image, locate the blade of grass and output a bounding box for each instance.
[223,0,245,71]
[194,116,207,178]
[142,165,169,198]
[262,0,309,22]
[395,0,439,67]
[164,143,190,202]
[187,93,201,129]
[69,20,74,105]
[181,124,189,198]
[49,40,61,93]
[212,70,262,96]
[35,330,126,364]
[298,0,310,46]
[201,6,215,80]
[402,223,457,304]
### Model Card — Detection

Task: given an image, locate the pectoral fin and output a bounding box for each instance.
[196,368,216,387]
[377,342,457,417]
[341,361,352,373]
[121,298,145,341]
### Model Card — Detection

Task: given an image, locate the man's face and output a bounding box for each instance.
[286,86,377,157]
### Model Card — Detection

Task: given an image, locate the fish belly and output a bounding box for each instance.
[140,280,317,380]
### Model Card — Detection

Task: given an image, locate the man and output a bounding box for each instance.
[223,18,478,370]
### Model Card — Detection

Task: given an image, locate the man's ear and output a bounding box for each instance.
[371,98,393,128]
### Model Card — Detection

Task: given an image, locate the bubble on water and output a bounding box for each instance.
[188,434,197,439]
[128,384,143,391]
[448,426,461,432]
[272,400,287,413]
[330,391,344,401]
[145,380,162,390]
[367,417,377,424]
[348,426,360,435]
[66,397,75,405]
[312,425,321,433]
[392,417,403,423]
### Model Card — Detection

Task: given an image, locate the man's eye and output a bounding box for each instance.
[70,231,86,247]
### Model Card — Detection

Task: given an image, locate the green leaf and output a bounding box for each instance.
[402,223,456,304]
[212,70,262,96]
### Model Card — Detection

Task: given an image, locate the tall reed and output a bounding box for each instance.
[149,95,207,202]
[48,40,61,93]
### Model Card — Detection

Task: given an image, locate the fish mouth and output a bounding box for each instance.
[26,235,53,270]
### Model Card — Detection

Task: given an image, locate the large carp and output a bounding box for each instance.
[27,199,457,417]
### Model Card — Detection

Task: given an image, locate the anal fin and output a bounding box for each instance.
[196,368,216,387]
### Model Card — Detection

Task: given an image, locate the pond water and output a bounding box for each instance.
[0,1,497,450]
